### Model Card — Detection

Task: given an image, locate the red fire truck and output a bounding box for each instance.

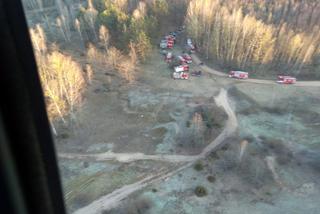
[229,71,249,79]
[174,64,189,72]
[277,75,296,84]
[173,65,189,80]
[166,35,175,42]
[182,53,192,64]
[160,35,174,49]
[178,55,186,64]
[172,71,189,80]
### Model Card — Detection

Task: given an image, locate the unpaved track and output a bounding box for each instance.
[60,152,197,163]
[60,89,237,163]
[191,54,320,87]
[72,89,237,214]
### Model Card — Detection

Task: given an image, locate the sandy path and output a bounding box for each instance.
[59,152,197,163]
[59,89,237,164]
[191,54,320,87]
[72,88,237,214]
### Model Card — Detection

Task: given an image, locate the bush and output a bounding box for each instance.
[243,135,254,143]
[127,198,152,214]
[74,193,90,208]
[199,107,223,129]
[83,161,89,168]
[207,175,216,183]
[264,138,293,165]
[195,186,207,197]
[194,162,204,171]
[60,133,69,139]
[221,144,229,151]
[263,107,285,115]
[103,198,152,214]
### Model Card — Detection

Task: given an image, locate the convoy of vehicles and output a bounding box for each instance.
[160,30,297,84]
[159,32,195,80]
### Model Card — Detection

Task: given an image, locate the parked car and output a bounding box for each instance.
[191,70,202,77]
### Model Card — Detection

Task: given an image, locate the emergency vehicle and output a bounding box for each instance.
[229,71,249,79]
[277,75,296,84]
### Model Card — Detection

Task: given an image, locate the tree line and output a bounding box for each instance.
[185,0,320,77]
[25,0,184,129]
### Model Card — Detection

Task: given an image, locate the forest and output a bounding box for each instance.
[25,0,187,127]
[23,0,320,126]
[22,2,320,213]
[185,0,320,77]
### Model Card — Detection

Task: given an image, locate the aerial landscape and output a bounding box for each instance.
[22,0,320,214]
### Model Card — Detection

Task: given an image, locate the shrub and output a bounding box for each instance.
[194,162,204,171]
[243,135,254,143]
[83,161,89,168]
[221,144,229,151]
[199,107,223,129]
[60,133,69,139]
[103,198,152,214]
[264,138,293,165]
[74,193,90,207]
[194,186,207,197]
[207,175,216,183]
[264,107,285,115]
[126,198,152,214]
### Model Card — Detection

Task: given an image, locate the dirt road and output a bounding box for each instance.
[72,88,237,214]
[60,89,237,164]
[191,54,320,87]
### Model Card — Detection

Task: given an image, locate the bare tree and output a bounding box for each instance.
[239,140,248,162]
[85,64,94,84]
[56,16,70,42]
[83,0,98,40]
[74,18,83,41]
[106,47,123,69]
[29,24,47,54]
[86,43,105,65]
[99,25,110,49]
